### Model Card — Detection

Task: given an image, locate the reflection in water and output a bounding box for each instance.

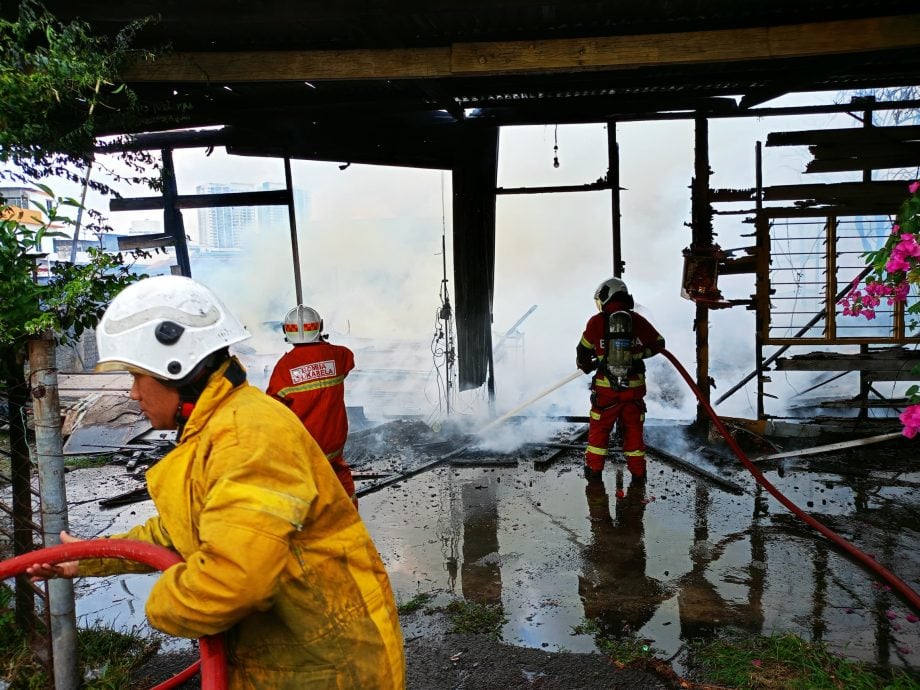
[460,477,503,605]
[675,482,764,639]
[579,472,669,635]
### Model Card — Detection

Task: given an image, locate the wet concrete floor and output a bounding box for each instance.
[46,420,920,677]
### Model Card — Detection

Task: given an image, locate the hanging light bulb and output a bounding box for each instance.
[553,125,560,168]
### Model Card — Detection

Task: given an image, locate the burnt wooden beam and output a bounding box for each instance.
[737,89,789,110]
[121,15,920,83]
[711,188,755,202]
[762,180,907,205]
[496,181,614,195]
[767,124,920,147]
[719,251,758,275]
[96,128,231,153]
[110,188,290,213]
[809,142,920,159]
[761,205,903,218]
[805,153,920,174]
[117,233,175,250]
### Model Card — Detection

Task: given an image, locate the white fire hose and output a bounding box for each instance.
[476,370,584,435]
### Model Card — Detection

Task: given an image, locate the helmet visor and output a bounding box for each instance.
[95,359,161,378]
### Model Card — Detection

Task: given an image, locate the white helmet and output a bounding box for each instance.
[594,277,629,310]
[95,275,250,381]
[283,305,323,344]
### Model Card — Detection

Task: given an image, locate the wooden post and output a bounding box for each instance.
[754,141,765,420]
[691,116,713,429]
[161,148,192,276]
[607,119,624,277]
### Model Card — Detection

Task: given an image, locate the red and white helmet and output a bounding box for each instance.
[283,305,323,344]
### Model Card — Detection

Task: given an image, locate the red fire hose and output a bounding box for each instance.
[662,348,920,614]
[0,539,227,689]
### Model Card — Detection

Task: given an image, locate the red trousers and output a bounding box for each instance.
[328,450,358,508]
[584,397,647,477]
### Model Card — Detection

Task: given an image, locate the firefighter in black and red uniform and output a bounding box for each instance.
[267,305,357,505]
[576,278,665,482]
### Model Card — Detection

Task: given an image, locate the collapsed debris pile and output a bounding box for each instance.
[346,417,591,496]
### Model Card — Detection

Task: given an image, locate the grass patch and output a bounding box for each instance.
[397,591,433,615]
[444,599,507,639]
[0,583,159,688]
[689,630,920,690]
[572,618,657,666]
[65,454,114,470]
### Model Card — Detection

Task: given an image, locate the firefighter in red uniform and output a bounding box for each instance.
[267,305,358,504]
[576,278,665,482]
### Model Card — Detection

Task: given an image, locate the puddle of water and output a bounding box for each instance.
[19,444,918,675]
[361,453,920,674]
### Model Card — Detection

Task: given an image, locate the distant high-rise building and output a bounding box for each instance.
[257,181,311,234]
[196,182,257,249]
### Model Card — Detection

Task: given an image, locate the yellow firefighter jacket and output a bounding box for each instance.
[78,358,405,689]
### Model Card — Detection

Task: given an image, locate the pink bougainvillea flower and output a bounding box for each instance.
[885,255,911,273]
[891,223,901,234]
[900,405,920,439]
[886,610,898,620]
[909,180,920,194]
[898,645,912,655]
[906,614,919,623]
[751,659,762,668]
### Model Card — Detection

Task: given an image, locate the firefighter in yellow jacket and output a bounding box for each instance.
[27,275,405,689]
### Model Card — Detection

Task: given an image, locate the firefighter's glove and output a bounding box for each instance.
[578,358,598,374]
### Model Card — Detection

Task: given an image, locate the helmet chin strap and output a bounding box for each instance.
[168,348,246,433]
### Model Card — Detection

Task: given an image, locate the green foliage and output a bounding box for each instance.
[0,0,185,195]
[443,599,507,639]
[0,583,160,688]
[79,622,159,689]
[64,453,114,469]
[0,0,166,377]
[688,630,920,690]
[840,183,920,330]
[838,182,920,429]
[396,591,433,615]
[571,618,657,666]
[0,191,140,357]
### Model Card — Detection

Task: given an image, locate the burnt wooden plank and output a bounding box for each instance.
[806,153,920,174]
[767,124,920,147]
[809,142,920,159]
[110,188,290,213]
[719,253,757,275]
[711,188,755,202]
[762,180,907,205]
[117,233,174,250]
[761,205,901,218]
